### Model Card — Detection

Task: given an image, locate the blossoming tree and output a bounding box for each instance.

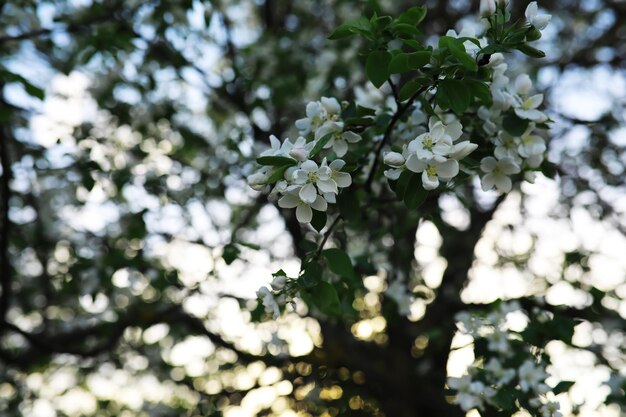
[1,0,625,416]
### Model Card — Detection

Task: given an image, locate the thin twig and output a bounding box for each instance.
[315,215,342,257]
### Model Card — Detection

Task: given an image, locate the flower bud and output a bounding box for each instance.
[271,275,287,291]
[479,0,497,16]
[289,147,308,161]
[515,74,532,95]
[383,151,405,167]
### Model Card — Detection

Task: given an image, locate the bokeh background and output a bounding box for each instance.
[0,0,625,416]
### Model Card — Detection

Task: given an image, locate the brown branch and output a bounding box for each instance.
[0,104,12,327]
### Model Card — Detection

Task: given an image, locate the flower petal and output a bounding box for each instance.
[316,179,338,194]
[421,171,439,190]
[480,157,497,173]
[333,139,348,157]
[437,160,459,179]
[278,194,299,208]
[311,195,328,211]
[405,154,426,173]
[334,172,352,188]
[299,183,318,204]
[296,204,313,223]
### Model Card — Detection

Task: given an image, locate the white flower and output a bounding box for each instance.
[256,286,280,318]
[407,120,455,162]
[480,0,497,16]
[405,156,459,190]
[514,94,547,122]
[540,401,563,417]
[293,160,333,194]
[278,190,328,223]
[486,329,510,354]
[485,358,516,385]
[448,375,487,411]
[480,156,521,193]
[384,168,403,180]
[329,130,361,157]
[518,360,549,393]
[494,131,521,161]
[518,125,546,158]
[384,151,406,167]
[325,158,352,189]
[525,1,551,30]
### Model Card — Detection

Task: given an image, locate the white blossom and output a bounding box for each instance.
[384,151,405,167]
[256,286,280,318]
[480,0,497,16]
[514,93,547,122]
[525,1,551,30]
[278,190,328,223]
[406,156,459,190]
[518,360,549,393]
[480,156,521,193]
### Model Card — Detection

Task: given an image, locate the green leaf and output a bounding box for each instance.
[515,43,546,58]
[311,210,327,232]
[466,79,493,106]
[309,133,333,158]
[337,190,360,222]
[502,114,530,136]
[403,174,429,208]
[266,165,289,184]
[393,23,422,38]
[525,27,542,42]
[223,244,240,265]
[398,77,430,101]
[309,282,341,316]
[388,51,431,74]
[438,79,471,114]
[397,6,427,26]
[299,262,322,288]
[345,116,375,126]
[394,170,414,200]
[366,50,391,88]
[329,17,371,40]
[322,248,355,279]
[552,381,575,395]
[439,36,478,71]
[256,155,298,167]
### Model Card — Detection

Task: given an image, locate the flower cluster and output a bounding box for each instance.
[448,302,563,416]
[256,273,292,319]
[295,97,362,157]
[247,97,359,224]
[383,117,477,190]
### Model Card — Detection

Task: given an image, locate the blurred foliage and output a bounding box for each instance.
[0,0,625,416]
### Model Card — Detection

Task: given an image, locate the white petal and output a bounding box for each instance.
[452,141,478,160]
[480,156,497,173]
[500,158,521,175]
[342,131,361,143]
[278,194,299,208]
[311,195,328,211]
[296,204,313,223]
[323,192,336,204]
[481,173,496,191]
[321,97,341,114]
[515,108,546,122]
[316,179,338,194]
[533,14,551,30]
[437,160,459,179]
[306,101,321,118]
[329,159,345,171]
[384,151,405,167]
[299,183,318,204]
[317,166,332,181]
[333,139,348,157]
[384,168,402,180]
[334,172,352,188]
[301,160,318,173]
[406,154,426,173]
[525,2,538,21]
[494,175,512,192]
[446,122,463,142]
[515,74,532,95]
[422,171,439,190]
